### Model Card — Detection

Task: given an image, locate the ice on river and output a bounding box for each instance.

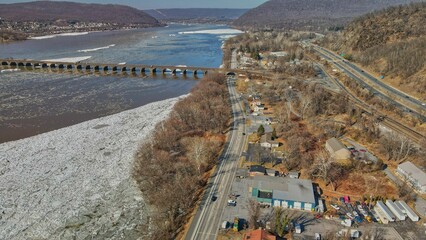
[0,95,185,239]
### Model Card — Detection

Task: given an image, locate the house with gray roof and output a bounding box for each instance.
[246,175,316,211]
[397,161,426,194]
[325,137,351,160]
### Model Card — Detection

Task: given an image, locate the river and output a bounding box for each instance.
[0,24,241,143]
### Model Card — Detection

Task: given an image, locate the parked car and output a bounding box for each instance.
[315,233,321,240]
[365,216,372,223]
[211,195,217,202]
[353,211,359,217]
[331,204,340,210]
[346,213,354,219]
[221,221,228,229]
[227,199,236,206]
[295,224,302,234]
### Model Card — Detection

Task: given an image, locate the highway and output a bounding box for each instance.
[185,76,247,240]
[320,47,426,110]
[307,43,426,122]
[313,62,425,143]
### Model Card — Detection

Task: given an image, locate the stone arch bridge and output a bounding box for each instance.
[1,59,242,77]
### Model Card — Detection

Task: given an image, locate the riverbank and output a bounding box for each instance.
[0,95,185,239]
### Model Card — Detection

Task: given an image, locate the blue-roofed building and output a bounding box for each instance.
[246,175,316,211]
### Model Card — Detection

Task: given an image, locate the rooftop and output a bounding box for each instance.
[243,228,276,240]
[249,165,266,174]
[398,161,426,186]
[249,175,315,204]
[326,137,347,152]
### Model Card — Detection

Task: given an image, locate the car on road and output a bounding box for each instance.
[227,199,236,206]
[211,195,217,202]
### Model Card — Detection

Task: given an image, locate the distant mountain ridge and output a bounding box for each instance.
[145,8,248,22]
[233,0,424,30]
[0,1,160,25]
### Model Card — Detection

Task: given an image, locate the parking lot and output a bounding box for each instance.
[218,170,424,239]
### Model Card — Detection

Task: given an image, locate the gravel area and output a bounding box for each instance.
[0,95,185,240]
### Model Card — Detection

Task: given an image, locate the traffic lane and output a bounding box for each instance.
[206,83,247,237]
[331,58,426,122]
[186,80,241,240]
[320,47,426,110]
[190,79,245,239]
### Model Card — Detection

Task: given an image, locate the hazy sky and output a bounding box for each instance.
[0,0,269,9]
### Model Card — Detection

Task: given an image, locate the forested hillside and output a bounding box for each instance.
[321,2,426,96]
[233,0,423,31]
[145,8,248,22]
[0,1,160,25]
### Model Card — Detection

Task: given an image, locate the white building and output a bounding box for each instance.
[396,161,426,194]
[397,200,419,222]
[375,201,395,223]
[385,200,405,221]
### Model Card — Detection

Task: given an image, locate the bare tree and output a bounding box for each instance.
[248,199,261,229]
[379,133,416,162]
[309,151,345,191]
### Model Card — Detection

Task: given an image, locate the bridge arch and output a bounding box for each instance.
[112,66,119,72]
[140,68,146,73]
[58,64,65,69]
[66,64,73,69]
[18,62,25,67]
[131,67,137,72]
[77,65,83,70]
[103,66,110,71]
[122,67,128,72]
[162,68,173,74]
[10,62,17,66]
[94,66,100,71]
[42,63,48,68]
[194,69,205,75]
[25,63,33,67]
[151,68,157,74]
[1,61,8,66]
[86,65,92,70]
[50,63,57,68]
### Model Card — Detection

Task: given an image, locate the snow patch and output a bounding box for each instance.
[41,56,92,63]
[178,29,243,35]
[29,32,89,40]
[77,44,116,53]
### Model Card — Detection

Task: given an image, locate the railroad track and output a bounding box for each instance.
[312,60,425,144]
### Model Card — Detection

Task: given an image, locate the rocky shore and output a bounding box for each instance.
[0,96,185,239]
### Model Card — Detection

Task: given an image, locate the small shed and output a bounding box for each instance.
[249,165,266,177]
[288,171,299,179]
[325,137,351,160]
[266,169,278,177]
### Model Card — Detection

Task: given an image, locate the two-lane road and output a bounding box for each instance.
[185,76,246,240]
